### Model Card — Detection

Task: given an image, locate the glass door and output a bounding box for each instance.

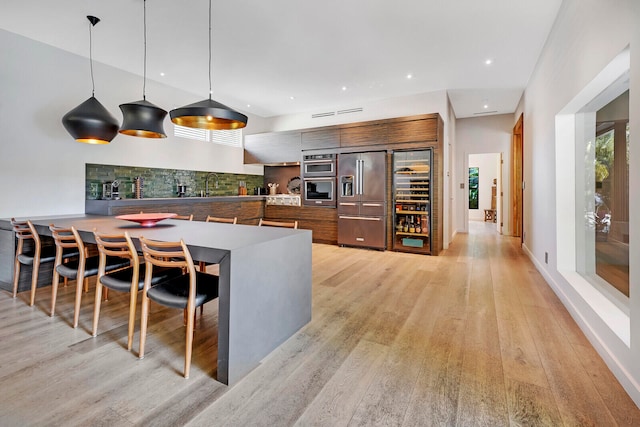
[392,149,432,254]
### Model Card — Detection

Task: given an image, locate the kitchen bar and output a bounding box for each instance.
[0,214,312,385]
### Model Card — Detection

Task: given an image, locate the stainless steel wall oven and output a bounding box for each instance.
[302,153,336,177]
[302,153,337,207]
[303,176,336,207]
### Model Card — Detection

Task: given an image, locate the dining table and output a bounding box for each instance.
[0,214,312,385]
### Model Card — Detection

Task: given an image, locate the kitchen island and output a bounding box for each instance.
[0,214,312,385]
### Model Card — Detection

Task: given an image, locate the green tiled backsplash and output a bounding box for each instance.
[86,164,264,199]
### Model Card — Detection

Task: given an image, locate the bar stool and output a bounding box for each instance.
[49,224,129,328]
[138,236,219,378]
[93,231,183,350]
[10,218,78,306]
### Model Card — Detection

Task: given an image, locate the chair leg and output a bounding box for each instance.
[92,279,103,337]
[127,290,138,351]
[184,305,196,379]
[139,293,150,359]
[50,270,60,317]
[12,257,21,298]
[84,277,89,293]
[73,277,84,329]
[30,260,40,307]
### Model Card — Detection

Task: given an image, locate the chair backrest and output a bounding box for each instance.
[139,236,195,294]
[206,215,237,224]
[93,230,137,277]
[258,218,298,229]
[174,214,194,221]
[11,218,40,255]
[49,224,86,259]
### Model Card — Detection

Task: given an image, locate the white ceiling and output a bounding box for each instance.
[0,0,562,119]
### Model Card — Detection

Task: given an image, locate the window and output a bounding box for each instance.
[555,47,630,345]
[174,125,242,147]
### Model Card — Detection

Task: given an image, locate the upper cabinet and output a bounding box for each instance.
[301,129,340,150]
[244,113,442,164]
[244,131,301,164]
[387,117,438,144]
[340,124,388,147]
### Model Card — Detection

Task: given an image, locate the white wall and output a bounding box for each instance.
[0,29,263,218]
[454,114,513,234]
[468,153,500,224]
[521,0,640,405]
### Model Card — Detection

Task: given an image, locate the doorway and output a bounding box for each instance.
[468,153,501,233]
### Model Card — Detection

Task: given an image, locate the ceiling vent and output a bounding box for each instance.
[473,110,498,115]
[311,107,363,119]
[311,111,335,118]
[337,107,363,115]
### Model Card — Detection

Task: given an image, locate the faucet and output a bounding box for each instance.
[205,172,219,197]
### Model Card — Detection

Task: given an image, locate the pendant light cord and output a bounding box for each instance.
[143,0,147,100]
[208,0,212,100]
[89,20,95,97]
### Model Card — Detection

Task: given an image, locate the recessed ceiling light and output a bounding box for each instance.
[407,74,413,79]
[247,104,251,108]
[290,96,295,100]
[342,86,347,91]
[483,104,489,109]
[485,59,492,65]
[160,72,165,76]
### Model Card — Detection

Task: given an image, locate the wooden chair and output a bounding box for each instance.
[138,236,219,378]
[11,218,78,306]
[49,224,129,328]
[258,218,298,229]
[205,215,237,224]
[199,216,238,273]
[92,231,183,350]
[174,214,194,221]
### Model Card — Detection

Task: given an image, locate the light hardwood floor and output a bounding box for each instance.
[1,221,638,426]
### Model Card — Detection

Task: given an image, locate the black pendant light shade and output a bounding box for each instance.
[119,99,167,138]
[119,0,168,138]
[169,0,247,131]
[62,15,119,144]
[170,98,247,130]
[62,96,119,145]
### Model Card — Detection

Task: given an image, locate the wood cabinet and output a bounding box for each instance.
[244,131,301,164]
[265,205,338,244]
[340,124,388,147]
[387,118,438,143]
[301,129,340,150]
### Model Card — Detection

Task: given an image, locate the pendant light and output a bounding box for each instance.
[169,0,247,130]
[62,16,119,145]
[119,0,168,138]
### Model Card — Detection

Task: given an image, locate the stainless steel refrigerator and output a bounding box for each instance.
[337,151,387,249]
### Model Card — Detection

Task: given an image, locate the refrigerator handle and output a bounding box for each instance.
[359,159,364,195]
[355,159,360,195]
